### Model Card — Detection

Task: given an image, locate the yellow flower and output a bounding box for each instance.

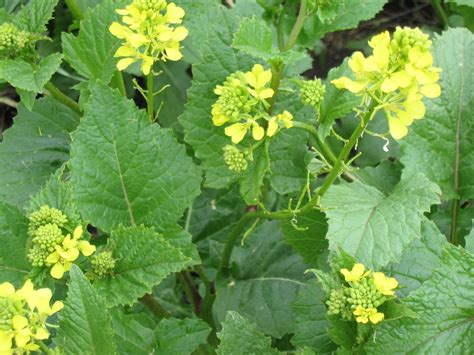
[267,110,293,137]
[373,272,398,296]
[340,263,370,283]
[224,120,264,144]
[244,64,274,100]
[353,306,384,324]
[46,226,96,279]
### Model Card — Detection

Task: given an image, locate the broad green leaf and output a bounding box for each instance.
[232,16,273,60]
[154,318,211,354]
[240,143,270,204]
[0,97,80,208]
[364,245,474,353]
[386,219,447,296]
[69,83,201,232]
[110,309,155,355]
[214,221,308,338]
[180,6,255,189]
[400,28,474,200]
[16,88,36,111]
[352,160,402,195]
[291,279,336,354]
[0,53,63,92]
[0,202,30,286]
[93,225,191,307]
[446,0,474,6]
[466,220,474,253]
[15,0,58,33]
[321,174,441,268]
[280,209,328,268]
[62,0,124,84]
[216,311,278,355]
[58,265,116,355]
[318,59,358,139]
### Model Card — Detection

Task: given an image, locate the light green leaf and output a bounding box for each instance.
[400,28,474,200]
[62,0,125,84]
[180,6,255,189]
[466,220,474,253]
[352,160,402,195]
[0,97,80,208]
[291,279,336,354]
[69,83,201,233]
[110,309,155,355]
[15,0,58,33]
[93,225,191,307]
[280,209,328,268]
[446,0,474,6]
[0,53,63,92]
[364,245,474,354]
[321,174,441,268]
[154,318,211,354]
[16,88,36,111]
[217,311,278,355]
[318,59,358,139]
[240,143,270,204]
[0,202,30,286]
[214,221,308,338]
[386,219,447,296]
[58,265,116,355]
[232,16,273,59]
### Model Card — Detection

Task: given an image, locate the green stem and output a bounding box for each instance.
[267,61,283,114]
[111,70,127,97]
[450,199,460,245]
[147,71,154,122]
[431,0,449,29]
[283,0,307,51]
[292,121,338,164]
[39,341,51,354]
[65,0,83,20]
[178,271,202,315]
[139,294,171,319]
[43,82,81,114]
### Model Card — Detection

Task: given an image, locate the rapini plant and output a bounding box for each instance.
[0,0,472,354]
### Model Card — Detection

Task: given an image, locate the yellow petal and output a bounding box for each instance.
[258,88,274,99]
[369,311,384,324]
[420,83,441,98]
[0,332,13,352]
[225,123,248,144]
[387,115,408,140]
[12,315,28,330]
[256,69,272,88]
[158,28,173,42]
[172,27,188,41]
[34,327,49,340]
[141,55,154,75]
[348,52,366,73]
[394,109,413,126]
[165,47,183,61]
[73,226,83,240]
[109,22,128,39]
[51,301,64,314]
[58,247,80,262]
[79,241,96,257]
[331,77,365,93]
[117,58,136,71]
[403,99,425,120]
[252,123,265,141]
[50,263,65,279]
[0,282,15,297]
[30,288,53,313]
[45,251,60,264]
[15,279,34,300]
[381,77,398,93]
[266,118,278,137]
[166,3,185,24]
[391,70,412,88]
[244,72,257,88]
[115,45,137,58]
[14,329,31,348]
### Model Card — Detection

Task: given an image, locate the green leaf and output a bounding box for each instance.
[62,0,125,84]
[216,311,278,355]
[232,16,273,59]
[280,209,328,268]
[110,309,155,355]
[93,225,191,307]
[351,160,402,195]
[378,300,418,321]
[15,0,58,33]
[69,83,201,233]
[154,318,211,354]
[466,220,474,253]
[446,0,474,7]
[180,6,255,189]
[0,202,30,286]
[386,219,447,296]
[318,60,359,139]
[0,97,80,208]
[400,28,474,200]
[0,53,63,92]
[16,88,36,111]
[321,174,441,268]
[240,143,270,204]
[364,245,474,353]
[214,221,308,338]
[291,279,336,354]
[58,265,116,355]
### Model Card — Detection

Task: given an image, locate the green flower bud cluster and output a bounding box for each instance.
[391,26,432,58]
[0,23,34,60]
[223,145,248,173]
[308,0,331,10]
[27,206,68,267]
[326,289,352,320]
[0,299,13,324]
[134,0,167,12]
[90,251,116,279]
[213,74,251,122]
[299,79,326,109]
[344,277,385,310]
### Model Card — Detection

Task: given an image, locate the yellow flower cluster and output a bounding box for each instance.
[340,263,398,324]
[212,64,294,144]
[109,0,188,75]
[28,206,96,279]
[332,27,441,140]
[0,280,63,353]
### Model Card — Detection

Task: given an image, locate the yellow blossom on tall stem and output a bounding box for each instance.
[353,306,384,324]
[340,263,370,283]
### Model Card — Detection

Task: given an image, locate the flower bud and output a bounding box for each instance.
[223,145,248,173]
[299,79,326,109]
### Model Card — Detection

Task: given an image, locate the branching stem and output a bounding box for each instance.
[43,82,81,114]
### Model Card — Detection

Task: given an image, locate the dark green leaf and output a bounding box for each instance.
[154,318,211,354]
